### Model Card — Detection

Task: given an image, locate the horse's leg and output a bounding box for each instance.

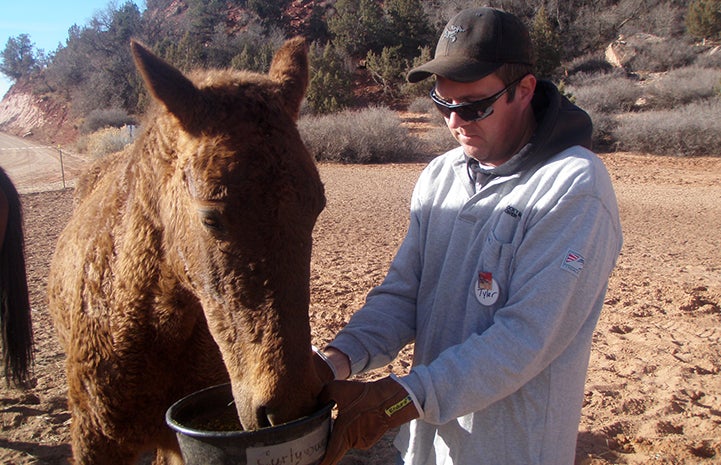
[153,432,184,465]
[70,415,137,465]
[66,383,142,465]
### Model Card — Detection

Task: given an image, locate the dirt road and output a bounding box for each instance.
[0,132,87,194]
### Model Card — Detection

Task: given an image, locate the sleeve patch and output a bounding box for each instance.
[561,249,585,275]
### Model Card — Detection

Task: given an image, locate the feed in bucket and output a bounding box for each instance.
[166,383,333,465]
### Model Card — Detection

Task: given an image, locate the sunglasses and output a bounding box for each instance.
[430,75,527,122]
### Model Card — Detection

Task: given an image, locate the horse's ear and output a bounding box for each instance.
[268,37,308,122]
[130,39,201,127]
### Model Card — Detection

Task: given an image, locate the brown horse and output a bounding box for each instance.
[47,37,326,464]
[0,167,33,387]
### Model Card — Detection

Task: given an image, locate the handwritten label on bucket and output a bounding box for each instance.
[246,418,329,465]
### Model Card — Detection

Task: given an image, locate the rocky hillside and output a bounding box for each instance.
[0,80,76,145]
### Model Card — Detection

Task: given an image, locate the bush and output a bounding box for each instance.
[366,45,408,96]
[306,43,354,114]
[298,106,426,163]
[644,66,721,109]
[399,45,434,99]
[80,108,137,134]
[625,37,696,72]
[586,109,619,152]
[566,72,642,113]
[75,126,136,159]
[530,6,561,79]
[564,52,614,77]
[407,96,434,114]
[421,125,459,156]
[612,100,721,156]
[693,48,721,68]
[686,0,721,40]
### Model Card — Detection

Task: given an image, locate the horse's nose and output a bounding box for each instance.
[256,405,273,428]
[258,405,282,426]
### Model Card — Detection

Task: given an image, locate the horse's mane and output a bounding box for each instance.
[0,167,33,386]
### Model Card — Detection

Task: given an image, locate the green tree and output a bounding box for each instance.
[158,31,205,71]
[306,43,354,114]
[246,0,291,30]
[0,34,39,80]
[328,0,387,58]
[385,0,434,58]
[45,2,144,114]
[686,0,721,40]
[186,0,227,44]
[401,45,433,98]
[530,6,561,79]
[365,45,407,96]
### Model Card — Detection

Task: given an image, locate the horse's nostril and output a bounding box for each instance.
[257,406,273,428]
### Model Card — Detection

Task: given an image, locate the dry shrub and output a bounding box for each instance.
[625,37,696,72]
[75,126,135,159]
[644,66,721,109]
[407,96,435,115]
[80,108,136,134]
[612,100,721,156]
[566,72,642,113]
[587,109,619,152]
[422,125,458,156]
[693,48,721,68]
[298,106,427,163]
[565,52,614,76]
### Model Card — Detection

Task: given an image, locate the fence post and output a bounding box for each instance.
[57,147,66,189]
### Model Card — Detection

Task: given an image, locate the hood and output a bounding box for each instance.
[484,79,593,177]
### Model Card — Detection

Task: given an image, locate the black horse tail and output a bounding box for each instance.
[0,167,34,386]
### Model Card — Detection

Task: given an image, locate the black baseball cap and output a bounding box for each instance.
[407,7,534,83]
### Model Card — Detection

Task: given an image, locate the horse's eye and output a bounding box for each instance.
[199,209,223,232]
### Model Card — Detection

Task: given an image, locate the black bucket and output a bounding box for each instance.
[166,383,333,465]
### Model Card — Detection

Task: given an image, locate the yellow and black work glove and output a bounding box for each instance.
[319,376,420,465]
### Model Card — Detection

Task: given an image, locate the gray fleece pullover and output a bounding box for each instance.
[328,81,623,465]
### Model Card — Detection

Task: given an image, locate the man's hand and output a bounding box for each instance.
[319,376,420,465]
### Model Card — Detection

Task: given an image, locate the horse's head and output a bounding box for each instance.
[130,38,326,429]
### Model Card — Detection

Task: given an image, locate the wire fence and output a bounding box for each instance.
[0,145,89,194]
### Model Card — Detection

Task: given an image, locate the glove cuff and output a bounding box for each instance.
[390,374,424,420]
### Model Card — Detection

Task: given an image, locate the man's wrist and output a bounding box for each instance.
[323,346,351,380]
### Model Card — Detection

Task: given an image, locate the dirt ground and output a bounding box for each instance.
[1,152,720,464]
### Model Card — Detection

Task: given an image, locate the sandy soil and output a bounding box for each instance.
[1,152,720,464]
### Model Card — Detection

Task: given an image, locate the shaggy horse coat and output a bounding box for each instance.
[48,37,326,464]
[0,167,33,386]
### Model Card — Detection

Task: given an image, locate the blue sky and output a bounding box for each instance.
[0,0,143,98]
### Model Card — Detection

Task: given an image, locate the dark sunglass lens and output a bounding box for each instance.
[459,105,482,121]
[431,88,496,122]
[433,101,452,118]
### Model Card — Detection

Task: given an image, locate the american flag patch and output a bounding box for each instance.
[561,249,585,275]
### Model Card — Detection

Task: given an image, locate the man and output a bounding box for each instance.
[315,7,623,465]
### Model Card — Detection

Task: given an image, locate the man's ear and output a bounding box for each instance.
[517,74,537,104]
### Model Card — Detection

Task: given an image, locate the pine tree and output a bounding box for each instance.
[686,0,721,40]
[530,6,561,79]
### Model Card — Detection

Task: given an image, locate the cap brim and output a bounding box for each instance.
[407,56,501,83]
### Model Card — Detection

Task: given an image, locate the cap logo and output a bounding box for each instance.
[442,25,466,42]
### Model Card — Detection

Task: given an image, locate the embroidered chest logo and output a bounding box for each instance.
[561,249,585,275]
[442,25,466,42]
[504,205,522,218]
[475,271,500,306]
